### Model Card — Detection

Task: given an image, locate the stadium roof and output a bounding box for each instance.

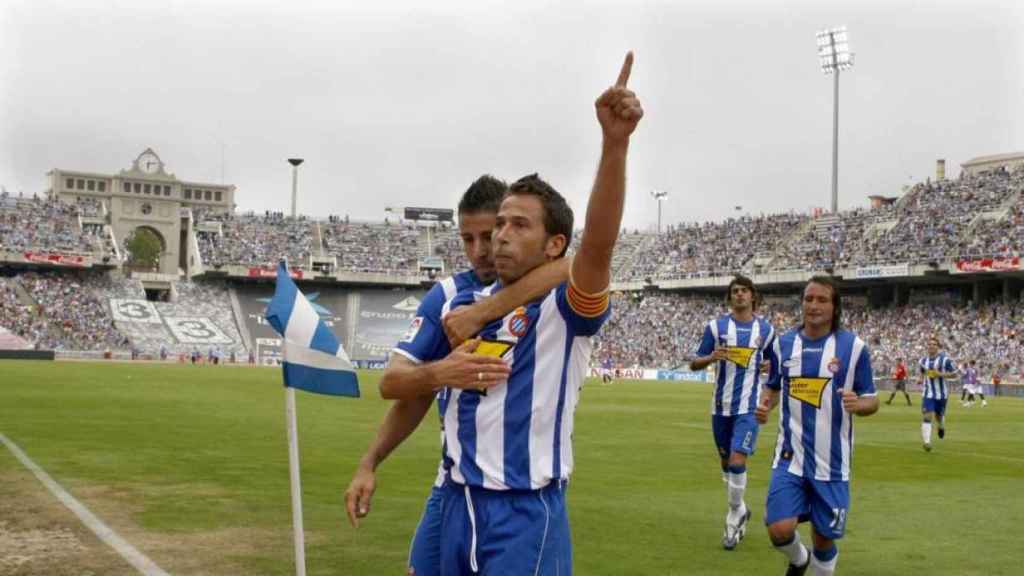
[961,151,1024,167]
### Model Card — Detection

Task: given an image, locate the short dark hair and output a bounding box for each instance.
[804,275,842,332]
[726,274,760,310]
[507,173,573,257]
[458,175,506,216]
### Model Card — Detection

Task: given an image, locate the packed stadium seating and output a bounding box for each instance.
[0,193,112,256]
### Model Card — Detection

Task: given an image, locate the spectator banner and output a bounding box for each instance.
[255,337,283,366]
[853,264,909,279]
[23,252,87,267]
[351,289,424,360]
[109,299,163,324]
[165,317,233,344]
[248,266,304,279]
[404,207,454,223]
[954,257,1020,273]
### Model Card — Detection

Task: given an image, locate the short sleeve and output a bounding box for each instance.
[765,336,783,391]
[853,345,876,396]
[696,324,715,357]
[393,283,449,364]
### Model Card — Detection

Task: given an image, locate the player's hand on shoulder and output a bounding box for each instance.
[442,305,485,349]
[439,338,511,390]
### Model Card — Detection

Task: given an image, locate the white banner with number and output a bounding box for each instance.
[165,317,232,344]
[109,299,163,324]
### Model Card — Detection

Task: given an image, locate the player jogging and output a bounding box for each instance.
[886,358,911,406]
[690,275,776,550]
[756,275,879,576]
[920,336,957,452]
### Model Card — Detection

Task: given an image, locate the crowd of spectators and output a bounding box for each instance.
[7,271,129,351]
[590,289,1022,384]
[321,220,421,275]
[620,213,808,281]
[0,193,108,255]
[196,211,313,268]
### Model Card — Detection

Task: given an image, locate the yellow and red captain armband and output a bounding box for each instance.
[567,277,610,318]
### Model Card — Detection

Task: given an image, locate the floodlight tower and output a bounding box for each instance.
[816,26,855,214]
[288,158,304,219]
[651,189,669,233]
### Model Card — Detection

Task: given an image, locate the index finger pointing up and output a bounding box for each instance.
[615,51,634,87]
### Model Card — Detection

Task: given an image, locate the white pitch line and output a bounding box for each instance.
[0,432,170,576]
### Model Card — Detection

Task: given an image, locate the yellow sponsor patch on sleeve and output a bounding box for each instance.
[724,347,757,368]
[788,377,833,408]
[473,340,514,359]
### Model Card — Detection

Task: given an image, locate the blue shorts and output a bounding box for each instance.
[764,466,850,541]
[408,486,446,576]
[922,398,948,417]
[440,480,571,575]
[712,413,760,458]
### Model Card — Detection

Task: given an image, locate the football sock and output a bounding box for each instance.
[811,545,838,575]
[921,421,932,444]
[774,533,809,567]
[726,464,747,512]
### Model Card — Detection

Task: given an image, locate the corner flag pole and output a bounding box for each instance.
[286,384,307,576]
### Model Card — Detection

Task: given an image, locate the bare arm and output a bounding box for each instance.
[690,348,728,371]
[572,52,644,295]
[344,394,433,527]
[841,390,880,416]
[378,345,510,400]
[442,257,572,347]
[755,387,780,424]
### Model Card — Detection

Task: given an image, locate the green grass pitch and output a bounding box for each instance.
[1,361,1022,575]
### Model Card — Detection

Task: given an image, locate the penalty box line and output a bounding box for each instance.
[0,432,170,576]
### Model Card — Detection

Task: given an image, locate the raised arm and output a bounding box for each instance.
[572,52,644,295]
[442,257,572,347]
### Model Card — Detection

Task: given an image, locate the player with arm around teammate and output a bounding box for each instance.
[756,276,879,576]
[343,176,569,576]
[689,275,777,550]
[409,52,642,575]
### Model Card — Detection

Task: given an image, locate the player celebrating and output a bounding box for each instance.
[920,336,957,452]
[344,176,569,576]
[756,275,878,576]
[690,275,776,550]
[399,52,641,574]
[886,358,911,406]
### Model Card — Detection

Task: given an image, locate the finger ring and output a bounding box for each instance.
[477,372,483,382]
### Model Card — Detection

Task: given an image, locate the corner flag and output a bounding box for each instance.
[264,260,359,576]
[265,261,359,397]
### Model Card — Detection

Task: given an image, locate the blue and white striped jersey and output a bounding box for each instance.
[391,270,485,488]
[696,314,776,416]
[767,328,875,482]
[919,355,956,400]
[418,281,610,491]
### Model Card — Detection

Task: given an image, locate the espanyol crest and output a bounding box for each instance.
[827,357,841,374]
[508,306,530,337]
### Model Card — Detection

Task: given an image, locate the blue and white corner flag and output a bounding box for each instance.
[265,261,359,397]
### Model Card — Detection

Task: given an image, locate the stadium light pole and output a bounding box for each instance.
[816,26,854,214]
[651,189,669,233]
[288,158,304,219]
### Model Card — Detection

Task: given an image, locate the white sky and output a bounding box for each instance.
[1,0,1021,231]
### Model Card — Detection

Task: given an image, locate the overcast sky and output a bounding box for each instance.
[1,0,1021,231]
